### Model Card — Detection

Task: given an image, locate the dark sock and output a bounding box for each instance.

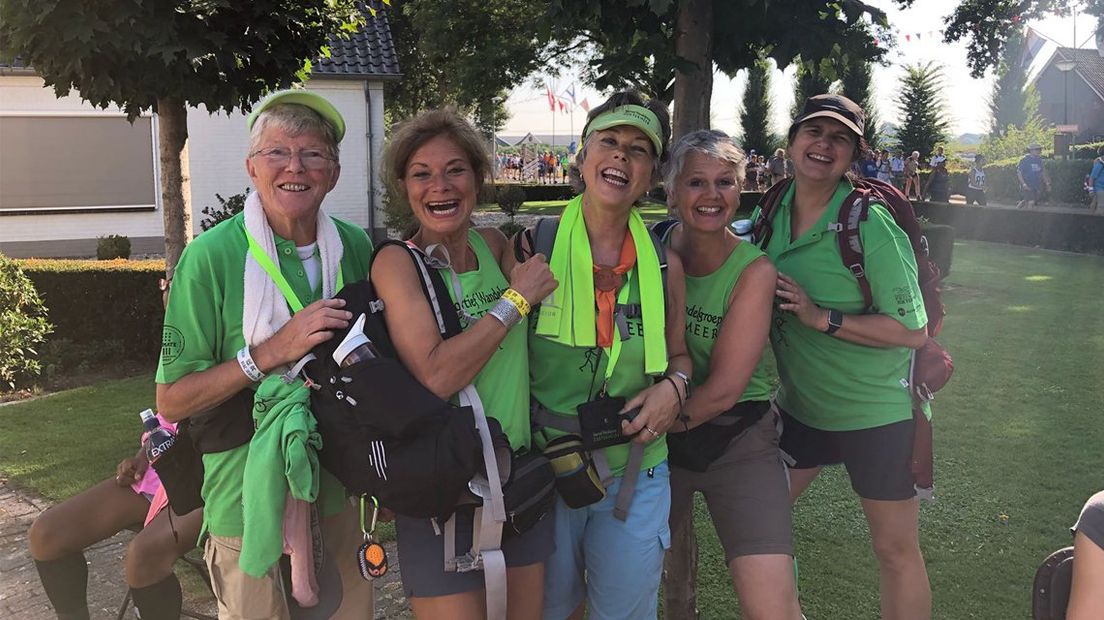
[34,553,89,619]
[130,574,183,620]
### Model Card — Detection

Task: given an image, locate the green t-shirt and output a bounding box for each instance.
[754,180,927,431]
[662,226,772,402]
[528,265,667,475]
[156,211,373,537]
[440,230,531,451]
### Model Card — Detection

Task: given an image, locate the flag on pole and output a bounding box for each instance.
[580,98,590,113]
[1021,27,1046,68]
[546,85,556,111]
[558,100,567,114]
[564,83,576,105]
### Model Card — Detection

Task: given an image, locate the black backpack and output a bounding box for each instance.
[302,240,554,530]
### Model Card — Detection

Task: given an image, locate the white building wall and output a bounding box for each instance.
[1,75,375,256]
[0,76,165,246]
[187,79,373,232]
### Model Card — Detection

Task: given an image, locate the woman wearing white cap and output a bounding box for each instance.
[511,90,691,620]
[155,89,374,619]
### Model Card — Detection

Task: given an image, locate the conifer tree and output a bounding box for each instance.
[839,60,880,149]
[792,59,835,118]
[740,59,778,154]
[894,62,950,161]
[988,29,1031,136]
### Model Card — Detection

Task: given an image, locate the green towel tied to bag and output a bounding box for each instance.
[535,195,668,375]
[239,376,322,577]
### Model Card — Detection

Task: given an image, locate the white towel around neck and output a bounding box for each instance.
[241,190,344,354]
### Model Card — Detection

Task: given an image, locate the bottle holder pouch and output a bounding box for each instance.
[500,450,557,538]
[150,422,205,515]
[542,435,606,509]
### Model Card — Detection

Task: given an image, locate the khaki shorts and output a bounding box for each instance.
[205,501,375,620]
[669,410,793,563]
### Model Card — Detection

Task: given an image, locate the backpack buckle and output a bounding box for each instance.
[848,263,865,278]
[368,299,385,313]
[827,222,843,233]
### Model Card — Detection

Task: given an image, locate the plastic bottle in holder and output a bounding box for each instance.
[332,314,381,368]
[732,218,754,242]
[139,409,176,464]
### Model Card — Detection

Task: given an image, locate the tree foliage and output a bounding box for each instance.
[0,1,362,118]
[945,0,1104,77]
[988,28,1033,136]
[894,62,950,160]
[384,0,555,126]
[548,0,900,137]
[792,59,835,118]
[839,59,880,149]
[739,59,778,154]
[0,1,365,275]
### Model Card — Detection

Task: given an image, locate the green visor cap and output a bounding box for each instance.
[247,89,346,142]
[583,104,664,156]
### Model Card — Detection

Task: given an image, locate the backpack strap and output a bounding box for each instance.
[751,177,793,249]
[835,189,875,311]
[650,218,679,243]
[376,240,464,339]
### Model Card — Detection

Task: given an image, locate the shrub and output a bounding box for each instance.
[0,254,53,390]
[498,220,525,239]
[17,259,165,365]
[96,235,132,260]
[1071,141,1104,159]
[983,158,1090,204]
[496,185,527,217]
[200,189,250,232]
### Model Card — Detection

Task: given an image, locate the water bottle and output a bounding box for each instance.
[139,409,176,464]
[332,313,381,368]
[732,218,754,242]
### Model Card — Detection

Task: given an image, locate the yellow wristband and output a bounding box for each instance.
[501,288,531,317]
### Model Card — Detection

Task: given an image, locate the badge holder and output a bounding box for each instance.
[357,495,388,580]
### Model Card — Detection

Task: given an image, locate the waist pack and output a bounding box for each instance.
[151,388,256,515]
[666,400,770,473]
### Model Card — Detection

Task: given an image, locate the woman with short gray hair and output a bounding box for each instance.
[657,129,801,619]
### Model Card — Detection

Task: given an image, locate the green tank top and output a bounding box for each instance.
[439,229,531,451]
[677,233,773,402]
[528,265,667,475]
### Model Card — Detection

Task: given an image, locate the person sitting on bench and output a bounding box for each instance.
[28,414,202,620]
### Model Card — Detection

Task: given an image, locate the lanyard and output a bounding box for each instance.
[244,225,344,313]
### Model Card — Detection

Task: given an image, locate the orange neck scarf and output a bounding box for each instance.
[593,234,637,347]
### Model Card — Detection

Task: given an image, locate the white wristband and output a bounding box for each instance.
[487,298,523,329]
[236,346,265,382]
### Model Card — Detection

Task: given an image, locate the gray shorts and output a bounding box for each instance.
[669,410,793,563]
[396,505,555,598]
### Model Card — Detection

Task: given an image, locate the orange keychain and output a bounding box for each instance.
[357,496,388,580]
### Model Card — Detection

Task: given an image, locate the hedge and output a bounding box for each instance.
[914,201,1104,254]
[487,183,575,203]
[17,259,165,363]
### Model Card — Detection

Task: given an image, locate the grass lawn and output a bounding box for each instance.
[2,239,1102,618]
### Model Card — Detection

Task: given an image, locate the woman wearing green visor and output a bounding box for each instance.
[509,90,691,619]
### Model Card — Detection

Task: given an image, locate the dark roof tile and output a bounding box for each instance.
[1053,47,1104,101]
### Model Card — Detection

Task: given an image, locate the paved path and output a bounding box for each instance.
[0,479,411,619]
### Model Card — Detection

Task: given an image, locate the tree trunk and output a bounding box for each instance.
[156,97,192,279]
[663,512,699,619]
[671,0,714,141]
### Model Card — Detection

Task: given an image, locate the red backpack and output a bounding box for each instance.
[752,177,952,494]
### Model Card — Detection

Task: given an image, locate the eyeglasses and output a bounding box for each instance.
[250,146,336,169]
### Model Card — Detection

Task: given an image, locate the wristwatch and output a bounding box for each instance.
[824,309,843,335]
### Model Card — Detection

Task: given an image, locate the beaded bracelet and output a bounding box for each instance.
[501,288,531,316]
[236,346,265,382]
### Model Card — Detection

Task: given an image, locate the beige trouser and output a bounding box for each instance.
[205,501,375,619]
